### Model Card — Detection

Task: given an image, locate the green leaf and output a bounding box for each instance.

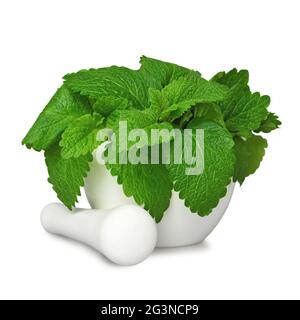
[22,85,91,151]
[59,113,104,159]
[64,66,149,109]
[92,96,130,130]
[213,69,270,132]
[45,143,92,209]
[106,108,156,136]
[92,96,129,117]
[178,110,193,128]
[225,92,270,132]
[167,120,235,216]
[105,108,129,130]
[211,68,249,88]
[151,74,229,122]
[139,55,198,89]
[233,134,268,184]
[109,107,174,150]
[106,161,173,222]
[140,122,174,146]
[255,112,281,133]
[194,103,226,127]
[120,108,158,130]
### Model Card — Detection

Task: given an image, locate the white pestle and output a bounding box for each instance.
[41,203,157,265]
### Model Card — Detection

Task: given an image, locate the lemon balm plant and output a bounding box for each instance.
[22,56,281,222]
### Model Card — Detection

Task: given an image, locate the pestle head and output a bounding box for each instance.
[99,205,157,265]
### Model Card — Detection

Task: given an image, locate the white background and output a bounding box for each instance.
[0,0,299,300]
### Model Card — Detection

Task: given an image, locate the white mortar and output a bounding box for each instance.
[84,155,235,248]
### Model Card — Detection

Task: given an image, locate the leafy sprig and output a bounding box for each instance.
[22,56,281,221]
